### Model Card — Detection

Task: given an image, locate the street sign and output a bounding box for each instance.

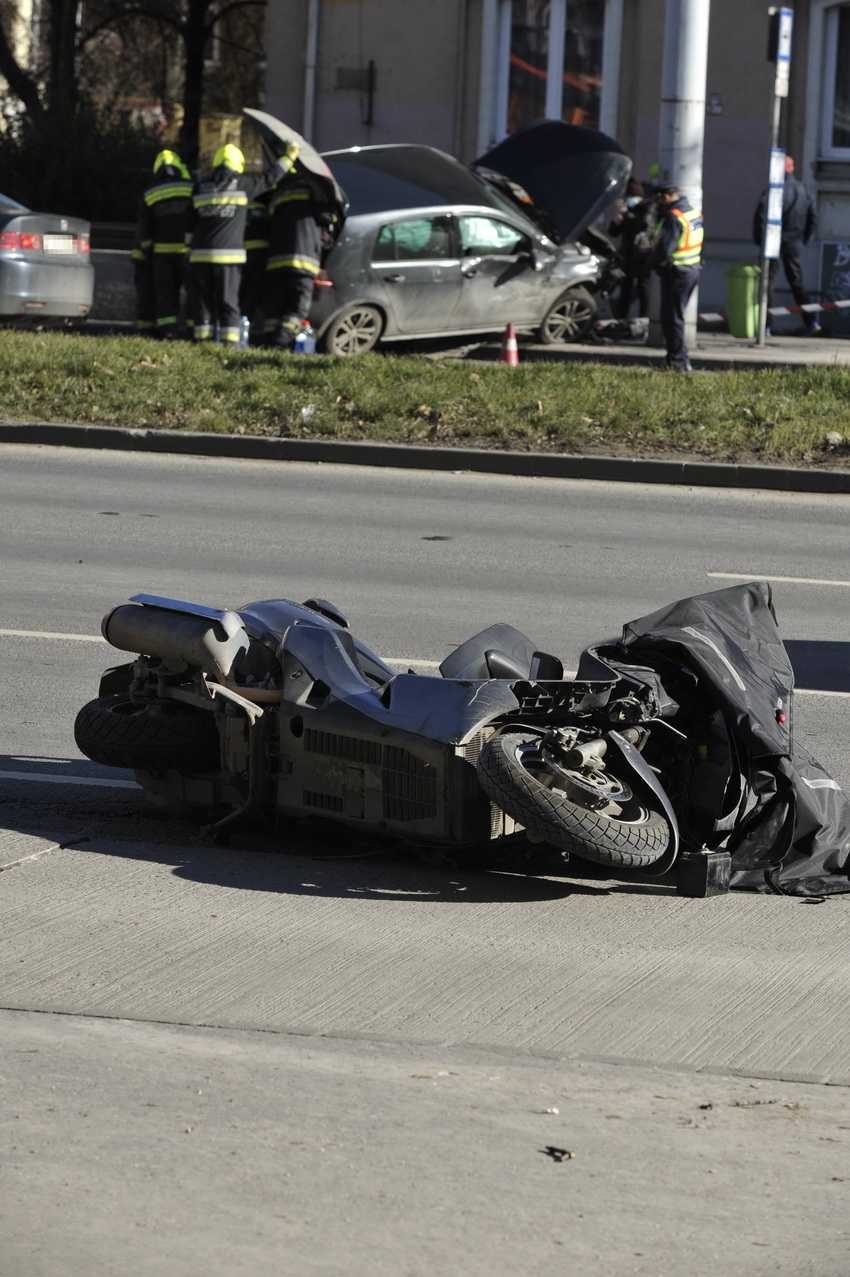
[764,148,786,261]
[768,7,794,98]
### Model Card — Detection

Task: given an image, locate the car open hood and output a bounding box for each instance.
[473,120,632,242]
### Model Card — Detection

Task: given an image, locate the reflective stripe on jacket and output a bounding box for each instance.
[138,177,192,256]
[188,158,284,267]
[656,205,704,267]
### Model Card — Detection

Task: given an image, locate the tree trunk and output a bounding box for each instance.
[179,0,209,166]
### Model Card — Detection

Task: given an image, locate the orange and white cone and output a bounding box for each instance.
[500,322,519,366]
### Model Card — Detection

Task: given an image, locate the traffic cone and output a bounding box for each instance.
[500,322,519,366]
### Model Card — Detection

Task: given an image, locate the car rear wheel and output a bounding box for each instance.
[538,286,597,343]
[320,305,383,355]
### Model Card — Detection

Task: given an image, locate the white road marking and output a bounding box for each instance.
[0,628,105,642]
[707,572,850,589]
[0,771,137,789]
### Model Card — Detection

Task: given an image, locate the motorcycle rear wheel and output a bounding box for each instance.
[74,695,219,772]
[476,732,670,869]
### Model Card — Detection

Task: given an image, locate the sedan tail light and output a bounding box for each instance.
[0,231,89,253]
[0,231,42,250]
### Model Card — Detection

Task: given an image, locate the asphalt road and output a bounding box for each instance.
[2,444,850,1275]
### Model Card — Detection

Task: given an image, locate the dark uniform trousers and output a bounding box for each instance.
[133,254,156,334]
[191,263,243,343]
[659,264,701,371]
[152,255,187,339]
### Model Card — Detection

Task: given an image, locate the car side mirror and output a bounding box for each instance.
[523,249,544,272]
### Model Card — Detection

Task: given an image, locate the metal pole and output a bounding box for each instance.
[302,0,320,143]
[650,0,710,349]
[757,8,794,346]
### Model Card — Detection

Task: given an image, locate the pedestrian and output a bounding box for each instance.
[649,182,704,373]
[187,142,288,345]
[136,149,193,339]
[261,162,322,350]
[753,154,820,335]
[607,178,655,324]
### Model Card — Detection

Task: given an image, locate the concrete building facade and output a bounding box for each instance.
[264,1,850,323]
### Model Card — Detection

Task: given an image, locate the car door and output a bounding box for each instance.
[369,214,462,335]
[455,214,546,328]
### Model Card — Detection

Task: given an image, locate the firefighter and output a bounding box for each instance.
[649,182,704,373]
[136,150,193,339]
[187,142,288,345]
[261,163,322,350]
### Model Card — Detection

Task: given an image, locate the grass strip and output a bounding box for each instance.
[3,329,850,467]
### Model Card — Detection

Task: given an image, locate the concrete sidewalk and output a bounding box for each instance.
[481,325,850,372]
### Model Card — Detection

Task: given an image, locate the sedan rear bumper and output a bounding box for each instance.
[0,257,94,318]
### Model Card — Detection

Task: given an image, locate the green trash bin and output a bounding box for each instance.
[725,263,761,339]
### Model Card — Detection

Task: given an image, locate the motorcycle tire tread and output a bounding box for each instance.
[74,694,219,772]
[476,732,670,870]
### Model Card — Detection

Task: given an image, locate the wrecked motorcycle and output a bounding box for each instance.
[74,583,850,898]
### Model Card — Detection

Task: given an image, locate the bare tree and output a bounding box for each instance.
[79,0,267,161]
[0,0,266,158]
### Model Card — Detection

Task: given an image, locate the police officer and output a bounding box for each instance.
[650,182,704,373]
[261,166,322,350]
[188,142,288,345]
[136,150,193,339]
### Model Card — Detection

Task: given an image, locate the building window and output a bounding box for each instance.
[562,1,605,128]
[504,0,605,134]
[822,4,850,156]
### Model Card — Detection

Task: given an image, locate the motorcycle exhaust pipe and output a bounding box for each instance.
[102,603,250,682]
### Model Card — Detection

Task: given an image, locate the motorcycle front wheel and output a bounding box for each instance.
[476,732,670,869]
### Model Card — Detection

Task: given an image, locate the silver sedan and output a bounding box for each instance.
[0,193,94,323]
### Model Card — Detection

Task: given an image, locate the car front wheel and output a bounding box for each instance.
[320,305,384,355]
[538,286,597,343]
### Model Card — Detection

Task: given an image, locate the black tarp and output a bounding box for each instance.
[590,582,850,895]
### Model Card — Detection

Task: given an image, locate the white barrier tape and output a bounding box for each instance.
[597,296,850,330]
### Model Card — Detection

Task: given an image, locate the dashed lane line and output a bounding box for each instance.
[0,628,105,641]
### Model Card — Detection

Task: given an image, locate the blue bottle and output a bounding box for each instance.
[238,316,250,349]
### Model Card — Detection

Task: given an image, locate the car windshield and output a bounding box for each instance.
[323,146,529,226]
[0,193,29,214]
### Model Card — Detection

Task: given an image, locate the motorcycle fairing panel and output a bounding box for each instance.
[592,581,850,895]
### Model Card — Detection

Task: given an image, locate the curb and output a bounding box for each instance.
[2,419,850,494]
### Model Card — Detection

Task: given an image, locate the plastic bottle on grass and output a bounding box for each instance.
[294,321,316,355]
[238,315,250,349]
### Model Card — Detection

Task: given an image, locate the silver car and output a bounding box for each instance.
[0,193,94,322]
[312,144,604,355]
